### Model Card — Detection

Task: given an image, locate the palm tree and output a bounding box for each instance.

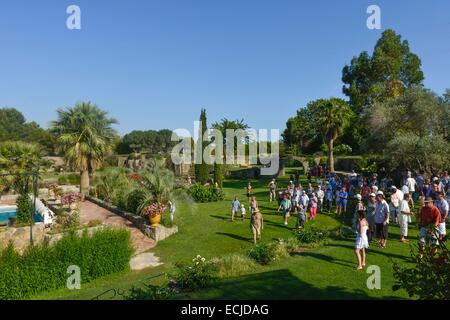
[51,102,118,195]
[0,141,47,192]
[308,98,353,172]
[212,118,249,187]
[136,159,184,214]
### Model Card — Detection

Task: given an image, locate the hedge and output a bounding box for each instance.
[0,228,133,300]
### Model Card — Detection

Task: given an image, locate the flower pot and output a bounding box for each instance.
[149,214,161,227]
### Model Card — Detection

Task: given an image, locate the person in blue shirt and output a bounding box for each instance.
[231,196,240,221]
[337,187,349,215]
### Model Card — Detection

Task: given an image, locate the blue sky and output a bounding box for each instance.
[0,0,449,135]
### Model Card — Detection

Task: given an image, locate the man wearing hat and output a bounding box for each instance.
[375,191,390,248]
[390,186,404,225]
[418,197,441,256]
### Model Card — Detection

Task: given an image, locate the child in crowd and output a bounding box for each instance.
[240,204,246,221]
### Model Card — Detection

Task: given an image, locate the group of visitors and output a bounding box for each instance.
[229,169,449,268]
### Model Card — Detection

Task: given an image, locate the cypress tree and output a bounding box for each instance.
[196,109,209,184]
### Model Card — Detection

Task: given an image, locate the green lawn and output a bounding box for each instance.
[35,168,417,300]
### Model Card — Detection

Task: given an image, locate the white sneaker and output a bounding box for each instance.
[284,222,288,226]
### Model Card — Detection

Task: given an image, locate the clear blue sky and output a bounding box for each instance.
[1,0,449,135]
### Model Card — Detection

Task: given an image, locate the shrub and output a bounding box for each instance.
[392,241,450,299]
[247,242,288,265]
[58,174,80,185]
[125,284,176,300]
[279,237,301,255]
[189,184,225,203]
[172,255,218,291]
[211,253,258,278]
[16,193,32,224]
[125,188,147,214]
[334,144,353,155]
[294,227,329,246]
[0,228,133,299]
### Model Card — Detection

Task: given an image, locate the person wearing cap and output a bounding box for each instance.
[435,192,448,241]
[296,203,307,229]
[375,191,390,248]
[418,197,441,256]
[250,208,264,244]
[399,193,412,242]
[390,186,404,225]
[366,193,377,243]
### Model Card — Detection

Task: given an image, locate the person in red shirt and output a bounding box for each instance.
[417,197,441,256]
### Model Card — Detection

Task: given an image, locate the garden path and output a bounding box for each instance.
[79,200,156,255]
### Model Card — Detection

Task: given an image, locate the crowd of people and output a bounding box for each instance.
[229,168,449,269]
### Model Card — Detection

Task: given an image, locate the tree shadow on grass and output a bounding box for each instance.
[298,252,355,268]
[175,269,399,300]
[216,232,252,243]
[325,243,413,263]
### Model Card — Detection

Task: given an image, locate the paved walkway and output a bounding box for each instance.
[79,201,156,255]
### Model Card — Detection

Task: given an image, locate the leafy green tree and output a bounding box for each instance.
[282,107,317,155]
[308,98,353,172]
[0,108,56,154]
[50,102,118,195]
[385,133,450,174]
[366,87,449,150]
[117,129,175,154]
[342,29,424,114]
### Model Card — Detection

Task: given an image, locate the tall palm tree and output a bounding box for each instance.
[51,102,118,195]
[308,98,353,172]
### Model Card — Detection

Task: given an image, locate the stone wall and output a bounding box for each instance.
[85,195,178,242]
[0,223,45,252]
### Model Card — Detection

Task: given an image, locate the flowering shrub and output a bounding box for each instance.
[143,202,166,218]
[61,192,80,206]
[172,255,218,291]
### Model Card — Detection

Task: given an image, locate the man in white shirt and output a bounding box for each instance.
[399,193,412,242]
[435,192,449,241]
[406,174,417,196]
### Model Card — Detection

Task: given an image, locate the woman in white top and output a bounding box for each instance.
[355,209,369,270]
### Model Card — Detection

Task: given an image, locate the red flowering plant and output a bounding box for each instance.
[129,173,142,182]
[143,202,166,218]
[61,192,81,206]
